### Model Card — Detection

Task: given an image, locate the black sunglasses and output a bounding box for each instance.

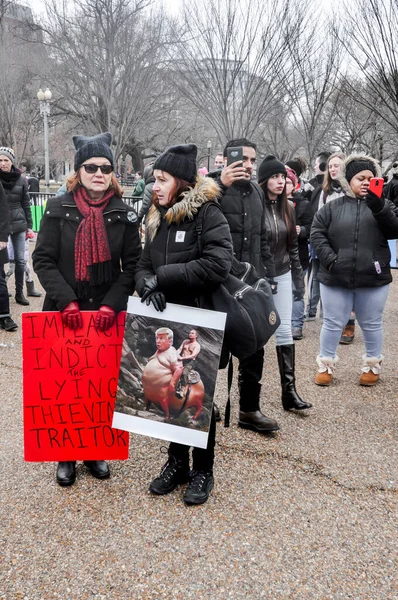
[81,163,113,174]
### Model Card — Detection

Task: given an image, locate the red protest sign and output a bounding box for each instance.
[22,311,129,462]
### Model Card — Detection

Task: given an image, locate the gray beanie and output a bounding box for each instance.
[73,132,114,171]
[0,147,16,165]
[153,144,198,183]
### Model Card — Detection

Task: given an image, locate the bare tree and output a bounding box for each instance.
[166,0,305,143]
[40,0,175,162]
[284,18,342,164]
[335,0,398,137]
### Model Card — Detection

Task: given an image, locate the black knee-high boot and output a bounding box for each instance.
[276,344,312,411]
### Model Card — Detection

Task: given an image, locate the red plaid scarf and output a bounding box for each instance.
[73,186,114,292]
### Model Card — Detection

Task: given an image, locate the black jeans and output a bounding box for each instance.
[169,407,216,472]
[0,266,10,318]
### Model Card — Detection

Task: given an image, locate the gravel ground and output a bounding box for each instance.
[1,267,397,599]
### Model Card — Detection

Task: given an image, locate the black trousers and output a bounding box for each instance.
[0,266,10,318]
[168,407,216,472]
[238,347,264,411]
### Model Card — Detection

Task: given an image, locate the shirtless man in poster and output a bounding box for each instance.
[175,330,201,398]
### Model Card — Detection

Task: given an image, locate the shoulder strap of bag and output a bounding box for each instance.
[196,201,216,254]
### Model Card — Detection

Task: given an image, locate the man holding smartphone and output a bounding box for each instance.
[212,138,280,434]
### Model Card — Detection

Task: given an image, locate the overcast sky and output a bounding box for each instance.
[24,0,181,17]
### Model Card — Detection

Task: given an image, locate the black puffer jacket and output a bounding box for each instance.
[310,155,398,289]
[32,193,142,311]
[214,179,275,278]
[135,177,233,307]
[0,169,32,233]
[264,199,304,292]
[0,181,9,265]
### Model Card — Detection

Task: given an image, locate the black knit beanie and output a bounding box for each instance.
[286,159,304,178]
[345,159,376,183]
[73,132,114,171]
[153,144,197,183]
[258,155,287,184]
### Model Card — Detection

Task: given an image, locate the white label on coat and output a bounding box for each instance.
[175,231,186,242]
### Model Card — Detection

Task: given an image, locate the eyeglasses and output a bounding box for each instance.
[81,164,113,174]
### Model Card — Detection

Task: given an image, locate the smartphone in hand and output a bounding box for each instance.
[368,177,384,198]
[226,146,243,167]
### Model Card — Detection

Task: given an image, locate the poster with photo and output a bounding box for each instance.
[113,297,226,449]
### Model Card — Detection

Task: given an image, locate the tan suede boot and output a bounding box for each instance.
[359,356,382,386]
[315,355,339,386]
[340,323,355,344]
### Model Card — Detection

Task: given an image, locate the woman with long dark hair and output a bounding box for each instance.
[257,155,311,411]
[135,144,233,505]
[33,133,142,486]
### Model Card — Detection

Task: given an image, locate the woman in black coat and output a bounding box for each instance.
[311,154,398,386]
[135,144,233,506]
[0,147,33,306]
[0,180,18,331]
[33,132,142,486]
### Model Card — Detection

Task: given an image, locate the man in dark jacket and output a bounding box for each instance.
[214,138,279,434]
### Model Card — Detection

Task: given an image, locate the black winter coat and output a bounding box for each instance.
[292,194,313,270]
[263,199,304,292]
[32,192,142,312]
[215,180,276,278]
[385,176,398,207]
[0,181,9,265]
[310,195,398,289]
[135,177,233,307]
[0,169,32,233]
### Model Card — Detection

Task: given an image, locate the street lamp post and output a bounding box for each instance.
[37,88,52,193]
[207,140,212,172]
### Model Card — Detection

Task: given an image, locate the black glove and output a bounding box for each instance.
[365,189,385,213]
[293,289,304,301]
[140,275,159,302]
[267,278,278,295]
[145,291,166,312]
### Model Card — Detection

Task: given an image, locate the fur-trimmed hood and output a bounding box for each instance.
[338,154,381,198]
[145,176,220,241]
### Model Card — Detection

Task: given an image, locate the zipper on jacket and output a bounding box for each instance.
[165,228,171,265]
[271,204,279,252]
[351,199,361,287]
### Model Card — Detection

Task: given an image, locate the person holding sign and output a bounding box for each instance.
[135,143,233,505]
[32,132,141,486]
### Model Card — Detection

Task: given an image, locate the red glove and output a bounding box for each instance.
[61,301,83,331]
[95,305,116,332]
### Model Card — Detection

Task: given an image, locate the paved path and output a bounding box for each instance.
[1,275,397,599]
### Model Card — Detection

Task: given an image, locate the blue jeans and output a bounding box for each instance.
[274,271,293,346]
[9,231,26,294]
[319,284,389,358]
[292,268,307,328]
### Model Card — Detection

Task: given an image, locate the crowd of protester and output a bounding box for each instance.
[1,133,397,506]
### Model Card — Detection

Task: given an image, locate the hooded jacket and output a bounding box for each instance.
[32,192,142,312]
[135,177,233,307]
[310,154,398,289]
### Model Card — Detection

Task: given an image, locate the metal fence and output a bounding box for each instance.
[29,192,143,232]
